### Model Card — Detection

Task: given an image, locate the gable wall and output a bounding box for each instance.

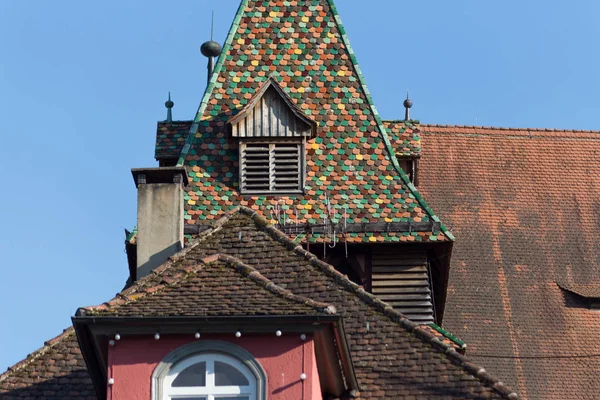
[107,334,320,400]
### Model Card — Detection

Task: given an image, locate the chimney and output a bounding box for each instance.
[131,167,188,281]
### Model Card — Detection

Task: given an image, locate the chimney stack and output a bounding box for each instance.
[131,167,188,281]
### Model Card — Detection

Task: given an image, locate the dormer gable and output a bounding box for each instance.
[227,77,317,194]
[228,76,317,138]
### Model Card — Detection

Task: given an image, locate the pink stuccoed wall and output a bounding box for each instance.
[106,333,321,400]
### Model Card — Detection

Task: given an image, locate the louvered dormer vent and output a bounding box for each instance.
[240,143,302,192]
[228,77,317,195]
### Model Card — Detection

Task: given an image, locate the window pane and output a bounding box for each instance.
[172,398,207,400]
[214,361,249,386]
[215,397,249,400]
[172,362,206,387]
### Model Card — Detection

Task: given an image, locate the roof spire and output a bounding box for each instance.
[201,10,222,88]
[403,91,413,121]
[165,92,174,122]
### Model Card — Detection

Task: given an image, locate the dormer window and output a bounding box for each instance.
[228,76,316,195]
[398,157,419,186]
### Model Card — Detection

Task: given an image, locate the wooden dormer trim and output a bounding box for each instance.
[228,76,317,138]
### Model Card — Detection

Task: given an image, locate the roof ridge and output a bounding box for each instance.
[207,253,336,315]
[177,0,250,166]
[0,327,75,382]
[80,229,337,317]
[235,206,518,399]
[324,0,452,241]
[418,123,600,134]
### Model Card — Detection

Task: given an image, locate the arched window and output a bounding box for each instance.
[152,341,266,400]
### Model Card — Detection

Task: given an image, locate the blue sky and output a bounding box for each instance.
[0,0,599,371]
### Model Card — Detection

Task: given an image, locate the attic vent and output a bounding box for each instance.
[371,249,434,324]
[240,142,302,193]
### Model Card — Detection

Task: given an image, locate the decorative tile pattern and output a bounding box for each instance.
[383,120,422,157]
[174,0,450,243]
[155,121,191,159]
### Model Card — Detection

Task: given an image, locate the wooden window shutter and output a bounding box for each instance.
[241,143,271,192]
[371,249,435,324]
[240,143,302,193]
[272,144,301,191]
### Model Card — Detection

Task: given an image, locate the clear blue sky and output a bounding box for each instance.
[1,0,598,371]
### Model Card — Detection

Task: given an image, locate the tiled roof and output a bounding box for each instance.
[383,120,422,157]
[155,121,190,159]
[418,124,600,400]
[167,207,518,399]
[1,208,518,399]
[79,253,335,317]
[556,281,600,299]
[173,0,450,243]
[0,329,94,399]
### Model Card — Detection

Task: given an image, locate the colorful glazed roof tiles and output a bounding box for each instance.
[155,121,190,160]
[383,120,422,158]
[170,0,450,243]
[419,124,600,399]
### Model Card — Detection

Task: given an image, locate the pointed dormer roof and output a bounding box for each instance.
[228,76,317,138]
[176,0,452,243]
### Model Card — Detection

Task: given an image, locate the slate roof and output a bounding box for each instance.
[79,253,335,317]
[1,208,519,399]
[172,0,450,243]
[155,121,190,160]
[418,124,600,400]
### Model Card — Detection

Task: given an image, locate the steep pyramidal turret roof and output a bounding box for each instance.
[175,0,451,243]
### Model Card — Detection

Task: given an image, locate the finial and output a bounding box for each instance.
[165,92,174,122]
[403,91,413,121]
[201,11,222,87]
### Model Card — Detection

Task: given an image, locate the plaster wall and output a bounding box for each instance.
[136,183,183,279]
[107,334,321,400]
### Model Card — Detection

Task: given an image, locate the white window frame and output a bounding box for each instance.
[152,341,267,400]
[163,353,255,400]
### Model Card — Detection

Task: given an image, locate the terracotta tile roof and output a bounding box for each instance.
[172,0,450,243]
[418,124,600,400]
[383,120,422,157]
[155,121,190,159]
[556,281,600,299]
[0,328,94,399]
[79,253,336,317]
[167,207,518,399]
[1,208,518,399]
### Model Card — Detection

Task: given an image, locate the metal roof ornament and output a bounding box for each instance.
[201,11,222,86]
[165,92,174,122]
[404,91,413,121]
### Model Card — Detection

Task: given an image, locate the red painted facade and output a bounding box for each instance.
[106,333,321,400]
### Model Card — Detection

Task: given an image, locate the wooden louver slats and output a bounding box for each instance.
[241,143,301,193]
[371,250,435,324]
